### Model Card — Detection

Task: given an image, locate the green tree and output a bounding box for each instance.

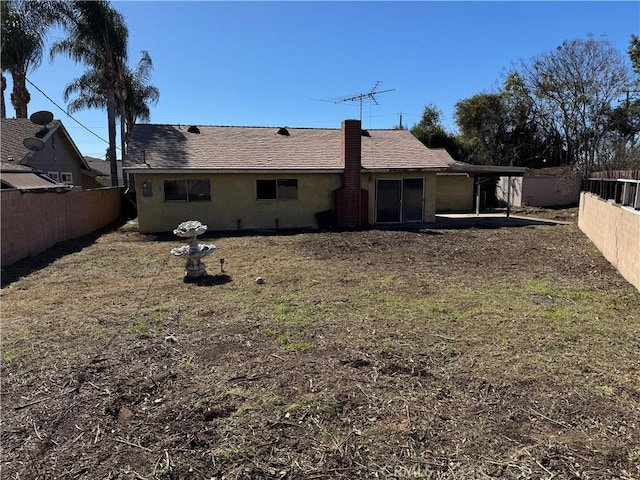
[454,93,508,165]
[453,76,559,168]
[1,0,68,118]
[501,72,565,168]
[121,51,160,143]
[51,1,128,186]
[410,104,460,159]
[62,51,159,157]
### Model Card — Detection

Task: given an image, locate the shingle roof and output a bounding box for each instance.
[1,118,91,171]
[0,171,61,189]
[0,160,67,190]
[0,118,61,162]
[0,117,49,163]
[85,157,122,178]
[125,124,457,172]
[0,159,35,172]
[360,129,456,170]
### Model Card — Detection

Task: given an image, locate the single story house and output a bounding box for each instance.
[1,113,97,190]
[125,119,526,233]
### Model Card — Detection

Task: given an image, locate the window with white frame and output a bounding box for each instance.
[47,171,60,182]
[60,172,73,184]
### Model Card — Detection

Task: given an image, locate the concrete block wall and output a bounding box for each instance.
[1,187,122,267]
[578,192,640,291]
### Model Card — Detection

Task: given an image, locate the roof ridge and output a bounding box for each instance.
[137,123,344,131]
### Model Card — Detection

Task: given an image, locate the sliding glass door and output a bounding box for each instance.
[376,178,424,223]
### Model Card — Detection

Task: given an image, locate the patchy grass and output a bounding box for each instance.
[1,219,639,479]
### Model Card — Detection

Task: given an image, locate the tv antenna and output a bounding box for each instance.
[331,81,395,122]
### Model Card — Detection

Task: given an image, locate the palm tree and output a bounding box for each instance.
[119,51,159,188]
[121,51,160,143]
[62,50,159,166]
[51,1,128,186]
[1,1,68,118]
[1,74,6,119]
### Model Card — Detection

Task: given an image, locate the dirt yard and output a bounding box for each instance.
[2,212,639,479]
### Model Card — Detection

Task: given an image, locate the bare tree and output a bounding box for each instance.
[517,36,630,175]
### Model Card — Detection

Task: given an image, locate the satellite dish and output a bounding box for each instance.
[30,110,54,126]
[23,137,45,151]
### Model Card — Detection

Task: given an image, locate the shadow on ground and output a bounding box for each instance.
[1,214,566,288]
[428,214,569,230]
[184,273,232,286]
[1,219,129,288]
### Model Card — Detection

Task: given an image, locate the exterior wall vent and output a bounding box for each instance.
[277,127,290,136]
[187,125,200,134]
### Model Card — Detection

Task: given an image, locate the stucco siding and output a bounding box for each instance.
[135,172,343,233]
[496,177,523,207]
[522,176,580,207]
[436,174,474,212]
[498,175,580,207]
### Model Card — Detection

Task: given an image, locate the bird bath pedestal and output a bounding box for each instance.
[170,221,216,280]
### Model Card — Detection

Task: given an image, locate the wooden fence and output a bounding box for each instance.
[588,170,640,180]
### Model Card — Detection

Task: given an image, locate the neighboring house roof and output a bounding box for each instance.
[525,165,577,177]
[0,118,40,163]
[85,157,110,176]
[1,117,93,172]
[0,160,33,172]
[125,124,458,173]
[0,160,71,191]
[447,161,528,176]
[85,157,123,178]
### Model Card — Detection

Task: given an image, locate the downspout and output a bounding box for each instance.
[475,176,480,216]
[120,112,127,190]
[506,176,511,218]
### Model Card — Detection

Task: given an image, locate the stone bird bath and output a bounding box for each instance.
[170,220,216,280]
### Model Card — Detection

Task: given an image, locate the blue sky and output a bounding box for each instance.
[6,1,639,159]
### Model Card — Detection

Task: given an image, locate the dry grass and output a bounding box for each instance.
[1,214,639,479]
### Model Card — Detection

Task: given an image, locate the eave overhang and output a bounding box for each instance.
[124,167,345,175]
[446,164,528,176]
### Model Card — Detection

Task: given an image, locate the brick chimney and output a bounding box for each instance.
[334,119,368,228]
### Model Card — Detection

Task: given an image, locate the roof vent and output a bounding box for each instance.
[361,129,370,137]
[277,127,290,136]
[187,125,200,134]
